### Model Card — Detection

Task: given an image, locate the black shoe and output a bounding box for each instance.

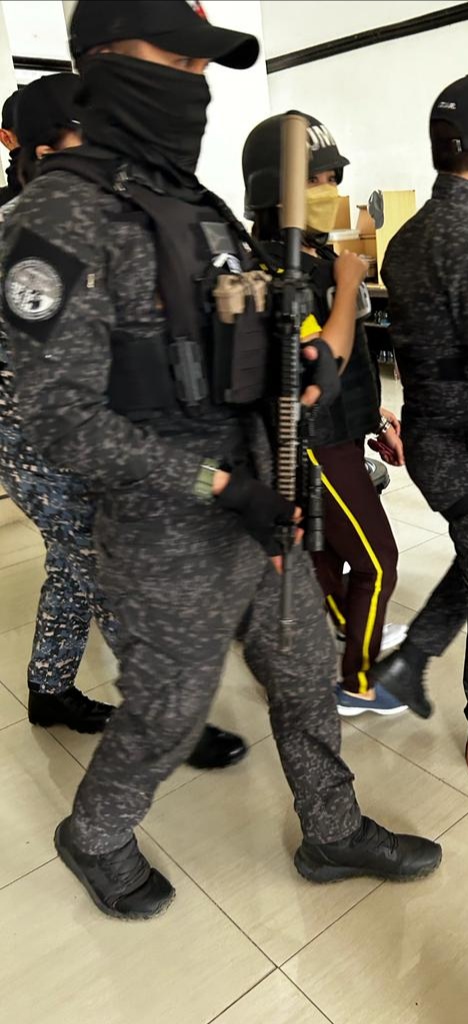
[55,817,175,920]
[186,724,248,769]
[29,687,114,734]
[370,650,433,719]
[295,816,442,884]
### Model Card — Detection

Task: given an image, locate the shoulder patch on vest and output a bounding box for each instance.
[3,227,86,343]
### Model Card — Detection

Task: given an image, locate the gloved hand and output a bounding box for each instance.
[301,337,341,406]
[216,467,297,555]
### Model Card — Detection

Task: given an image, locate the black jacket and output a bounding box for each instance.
[302,244,380,446]
[383,173,468,429]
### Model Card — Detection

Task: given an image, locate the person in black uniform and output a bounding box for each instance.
[0,91,21,207]
[1,0,440,921]
[371,75,468,745]
[243,114,406,717]
[0,70,245,762]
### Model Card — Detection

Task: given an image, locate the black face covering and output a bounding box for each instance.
[76,53,211,176]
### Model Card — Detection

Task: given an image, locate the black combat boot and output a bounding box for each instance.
[187,724,248,769]
[295,816,442,883]
[28,687,113,734]
[55,817,175,920]
[370,641,432,719]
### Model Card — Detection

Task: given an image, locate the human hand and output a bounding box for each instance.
[270,507,303,574]
[380,406,401,437]
[375,425,405,466]
[333,250,368,290]
[215,468,301,555]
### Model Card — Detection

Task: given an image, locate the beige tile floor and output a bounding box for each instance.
[1,373,468,1023]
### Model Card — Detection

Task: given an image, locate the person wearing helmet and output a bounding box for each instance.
[1,1,440,921]
[243,113,406,716]
[0,91,21,207]
[0,72,246,766]
[370,76,468,741]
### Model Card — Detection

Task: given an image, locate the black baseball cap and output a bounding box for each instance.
[2,91,19,131]
[430,75,468,153]
[70,0,259,69]
[243,112,350,211]
[15,73,81,149]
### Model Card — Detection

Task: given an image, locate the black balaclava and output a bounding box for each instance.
[76,53,211,179]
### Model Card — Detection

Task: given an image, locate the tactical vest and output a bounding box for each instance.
[40,150,270,422]
[303,249,380,446]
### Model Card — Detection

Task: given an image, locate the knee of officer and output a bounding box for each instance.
[110,695,208,764]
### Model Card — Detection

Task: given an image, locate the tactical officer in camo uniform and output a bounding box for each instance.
[371,76,468,742]
[0,70,246,769]
[0,73,115,735]
[2,0,440,921]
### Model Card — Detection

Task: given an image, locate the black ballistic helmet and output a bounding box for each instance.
[70,0,259,69]
[243,111,350,212]
[15,73,81,149]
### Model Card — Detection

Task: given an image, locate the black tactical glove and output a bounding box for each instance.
[301,337,341,406]
[216,467,297,555]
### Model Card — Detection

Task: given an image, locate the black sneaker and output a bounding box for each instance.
[55,817,175,920]
[370,650,432,719]
[295,816,442,884]
[186,724,248,769]
[29,687,114,734]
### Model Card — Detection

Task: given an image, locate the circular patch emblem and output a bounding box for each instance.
[4,258,63,322]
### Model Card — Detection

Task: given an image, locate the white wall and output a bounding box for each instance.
[0,2,18,181]
[197,1,269,217]
[45,0,269,219]
[2,0,69,59]
[263,0,468,213]
[262,0,464,57]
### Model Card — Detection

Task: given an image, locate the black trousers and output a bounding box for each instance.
[312,440,398,694]
[69,494,360,855]
[402,418,468,718]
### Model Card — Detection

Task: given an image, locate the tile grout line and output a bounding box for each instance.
[139,825,279,969]
[435,806,468,842]
[205,971,277,1024]
[384,512,447,537]
[277,970,335,1023]
[0,854,58,894]
[350,721,468,801]
[278,880,386,970]
[0,613,38,638]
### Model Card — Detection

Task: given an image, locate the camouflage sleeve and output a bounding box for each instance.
[1,182,201,494]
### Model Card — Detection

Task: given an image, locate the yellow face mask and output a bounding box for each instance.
[306,183,340,235]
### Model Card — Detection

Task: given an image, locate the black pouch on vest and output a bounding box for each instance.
[210,295,268,405]
[108,324,177,418]
[208,268,270,406]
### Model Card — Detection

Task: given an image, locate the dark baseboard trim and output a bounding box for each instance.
[267,2,468,74]
[13,56,73,73]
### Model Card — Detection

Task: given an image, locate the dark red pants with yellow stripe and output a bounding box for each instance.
[311,439,398,694]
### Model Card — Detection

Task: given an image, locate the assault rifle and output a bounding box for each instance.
[276,112,324,653]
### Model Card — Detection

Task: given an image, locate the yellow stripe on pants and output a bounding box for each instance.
[307,448,383,694]
[327,594,346,628]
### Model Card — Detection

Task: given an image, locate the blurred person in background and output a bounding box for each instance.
[0,90,21,206]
